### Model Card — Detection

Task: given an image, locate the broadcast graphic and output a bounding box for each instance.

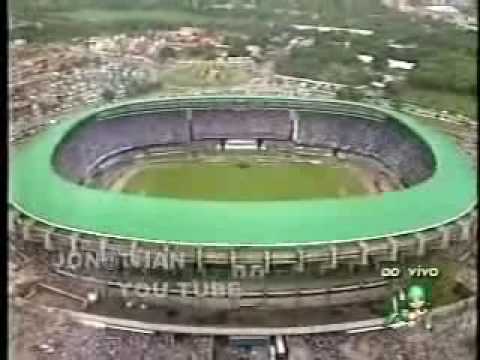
[385,280,433,330]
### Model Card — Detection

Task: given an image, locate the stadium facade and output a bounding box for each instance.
[9,97,477,302]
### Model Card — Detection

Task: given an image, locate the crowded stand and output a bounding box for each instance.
[191,109,291,140]
[296,111,435,185]
[53,105,436,188]
[55,111,190,180]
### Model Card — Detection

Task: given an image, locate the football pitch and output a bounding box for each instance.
[118,161,369,201]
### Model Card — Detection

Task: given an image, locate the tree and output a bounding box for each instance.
[371,53,388,72]
[384,82,405,111]
[225,36,250,57]
[408,53,476,96]
[158,46,176,62]
[101,87,116,102]
[390,97,404,112]
[336,86,364,102]
[384,82,404,99]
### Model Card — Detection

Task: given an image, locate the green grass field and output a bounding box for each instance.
[120,161,368,201]
[161,63,252,88]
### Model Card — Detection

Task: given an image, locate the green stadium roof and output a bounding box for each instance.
[9,96,477,247]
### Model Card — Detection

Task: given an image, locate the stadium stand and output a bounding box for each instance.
[191,109,292,140]
[54,106,435,187]
[296,111,435,185]
[55,111,189,180]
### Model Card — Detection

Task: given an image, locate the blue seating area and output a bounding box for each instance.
[296,111,435,185]
[55,111,189,180]
[192,109,291,140]
[55,107,435,187]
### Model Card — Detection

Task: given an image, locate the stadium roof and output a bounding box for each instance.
[9,96,477,247]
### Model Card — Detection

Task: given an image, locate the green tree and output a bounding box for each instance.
[158,46,176,62]
[101,87,116,102]
[336,86,364,102]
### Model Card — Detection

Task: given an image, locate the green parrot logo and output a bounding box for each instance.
[385,283,432,330]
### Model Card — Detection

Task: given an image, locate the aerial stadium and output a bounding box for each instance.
[9,96,477,309]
